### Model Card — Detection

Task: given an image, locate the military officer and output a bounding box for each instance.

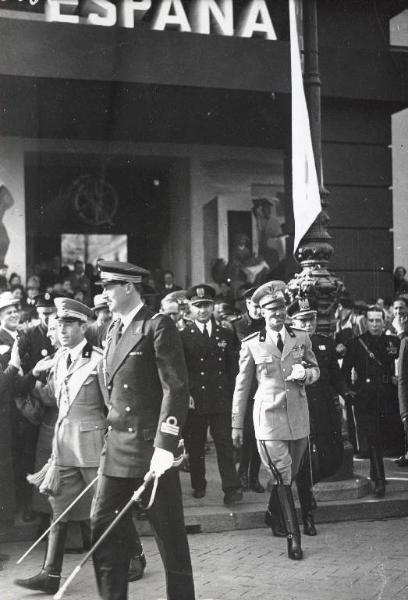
[397,335,408,466]
[14,298,107,595]
[180,284,242,505]
[288,297,353,536]
[232,281,319,560]
[91,260,195,600]
[16,293,57,522]
[233,286,265,493]
[342,305,402,497]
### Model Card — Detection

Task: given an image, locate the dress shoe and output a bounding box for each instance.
[223,489,243,506]
[128,553,146,582]
[395,455,408,467]
[239,473,249,491]
[374,480,385,498]
[193,489,206,499]
[303,512,317,536]
[249,479,265,493]
[14,569,61,594]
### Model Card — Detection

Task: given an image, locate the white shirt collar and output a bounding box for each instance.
[195,320,212,336]
[67,338,87,363]
[121,301,144,332]
[267,325,286,346]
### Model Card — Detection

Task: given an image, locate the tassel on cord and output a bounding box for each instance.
[39,462,61,497]
[26,458,52,487]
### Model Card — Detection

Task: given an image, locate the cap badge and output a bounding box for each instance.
[299,298,310,310]
[196,287,205,298]
[44,293,51,301]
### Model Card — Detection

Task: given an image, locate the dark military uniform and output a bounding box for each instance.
[180,317,241,495]
[92,304,194,600]
[295,333,350,533]
[342,332,402,488]
[15,323,54,518]
[233,312,264,490]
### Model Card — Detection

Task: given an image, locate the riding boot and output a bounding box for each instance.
[264,485,286,537]
[276,484,303,560]
[14,521,67,594]
[80,519,92,551]
[296,468,317,536]
[249,447,264,493]
[369,445,386,498]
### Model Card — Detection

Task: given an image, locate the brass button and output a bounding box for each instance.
[201,385,205,389]
[125,406,131,412]
[201,372,205,375]
[128,427,134,433]
[123,384,128,389]
[108,425,112,431]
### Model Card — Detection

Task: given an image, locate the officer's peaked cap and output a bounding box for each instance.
[54,297,93,322]
[252,281,287,309]
[287,297,318,319]
[187,284,216,305]
[92,294,109,312]
[34,292,56,309]
[96,260,150,286]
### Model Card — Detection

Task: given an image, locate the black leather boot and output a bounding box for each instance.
[128,551,147,582]
[14,521,67,594]
[276,485,303,560]
[369,445,386,498]
[296,469,317,536]
[264,486,286,537]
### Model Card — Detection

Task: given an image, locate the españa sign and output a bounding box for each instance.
[18,0,278,40]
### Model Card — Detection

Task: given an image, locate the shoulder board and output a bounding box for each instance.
[82,342,94,358]
[151,313,161,320]
[242,331,259,343]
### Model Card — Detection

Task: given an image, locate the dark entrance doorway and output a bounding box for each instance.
[25,152,170,274]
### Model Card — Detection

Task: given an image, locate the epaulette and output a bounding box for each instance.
[242,331,259,343]
[151,313,161,320]
[285,325,296,338]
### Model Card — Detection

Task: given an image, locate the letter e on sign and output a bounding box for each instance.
[45,0,80,23]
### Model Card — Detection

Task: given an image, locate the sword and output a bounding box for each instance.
[16,474,99,565]
[54,472,156,600]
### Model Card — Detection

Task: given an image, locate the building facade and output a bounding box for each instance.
[0,0,407,300]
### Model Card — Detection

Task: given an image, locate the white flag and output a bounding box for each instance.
[289,0,321,254]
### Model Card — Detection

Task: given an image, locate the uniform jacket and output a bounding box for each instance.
[180,317,238,415]
[398,336,408,421]
[342,332,399,433]
[232,325,319,440]
[307,333,349,435]
[0,327,15,369]
[18,323,53,373]
[50,342,107,468]
[102,305,189,478]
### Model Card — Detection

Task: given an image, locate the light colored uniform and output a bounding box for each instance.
[232,325,319,484]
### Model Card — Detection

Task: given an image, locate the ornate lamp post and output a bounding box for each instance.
[287,0,365,488]
[287,0,343,335]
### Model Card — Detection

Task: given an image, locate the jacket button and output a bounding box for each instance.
[201,372,205,375]
[128,427,134,433]
[201,385,205,389]
[123,384,128,389]
[108,404,112,410]
[125,406,131,412]
[200,358,204,362]
[218,371,222,375]
[108,425,112,431]
[107,385,112,391]
[218,385,222,389]
[218,358,222,362]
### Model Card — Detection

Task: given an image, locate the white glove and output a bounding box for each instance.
[149,447,174,477]
[286,363,306,382]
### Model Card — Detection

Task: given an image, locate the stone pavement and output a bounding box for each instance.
[1,517,408,600]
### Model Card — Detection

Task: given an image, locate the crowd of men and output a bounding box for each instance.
[0,259,407,599]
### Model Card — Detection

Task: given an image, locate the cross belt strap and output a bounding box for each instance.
[357,338,384,367]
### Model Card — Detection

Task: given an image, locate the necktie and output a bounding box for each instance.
[66,353,72,369]
[117,322,124,342]
[203,324,210,338]
[277,332,284,353]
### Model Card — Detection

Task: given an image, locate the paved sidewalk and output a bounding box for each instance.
[1,517,408,600]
